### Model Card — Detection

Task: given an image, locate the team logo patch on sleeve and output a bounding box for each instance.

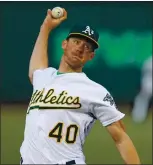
[103,93,117,109]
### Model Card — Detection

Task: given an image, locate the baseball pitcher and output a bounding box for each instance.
[20,8,141,164]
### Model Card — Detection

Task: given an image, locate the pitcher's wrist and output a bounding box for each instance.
[40,24,52,35]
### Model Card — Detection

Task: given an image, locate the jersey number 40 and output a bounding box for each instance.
[48,122,79,144]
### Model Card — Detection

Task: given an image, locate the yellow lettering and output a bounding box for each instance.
[50,96,57,104]
[35,89,45,103]
[29,89,82,110]
[29,90,38,105]
[43,89,54,103]
[31,91,43,104]
[72,97,81,108]
[56,91,67,104]
[66,96,73,104]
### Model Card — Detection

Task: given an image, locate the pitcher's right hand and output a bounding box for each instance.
[42,8,67,32]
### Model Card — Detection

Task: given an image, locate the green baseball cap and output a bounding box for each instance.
[66,24,99,49]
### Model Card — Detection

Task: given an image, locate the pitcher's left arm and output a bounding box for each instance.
[106,120,141,164]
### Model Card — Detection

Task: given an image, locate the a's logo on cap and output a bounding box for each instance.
[82,26,94,36]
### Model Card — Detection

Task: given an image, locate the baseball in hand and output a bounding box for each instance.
[51,7,64,19]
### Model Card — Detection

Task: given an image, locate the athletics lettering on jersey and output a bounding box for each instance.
[27,88,82,114]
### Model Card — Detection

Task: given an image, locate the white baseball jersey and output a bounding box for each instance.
[20,67,125,164]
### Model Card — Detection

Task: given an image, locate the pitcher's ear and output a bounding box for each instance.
[89,52,95,60]
[62,40,67,49]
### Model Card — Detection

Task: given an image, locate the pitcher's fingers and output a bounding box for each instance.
[60,8,67,21]
[47,9,52,16]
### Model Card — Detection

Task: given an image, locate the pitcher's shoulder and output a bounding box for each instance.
[33,67,57,89]
[84,76,108,95]
[34,67,57,75]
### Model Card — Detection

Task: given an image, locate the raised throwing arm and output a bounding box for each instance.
[28,9,67,84]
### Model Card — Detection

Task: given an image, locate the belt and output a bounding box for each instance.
[66,160,76,165]
[20,157,23,165]
[55,160,76,165]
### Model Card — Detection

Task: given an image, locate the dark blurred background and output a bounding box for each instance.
[1,1,152,164]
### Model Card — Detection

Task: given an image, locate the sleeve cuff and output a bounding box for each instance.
[102,113,125,127]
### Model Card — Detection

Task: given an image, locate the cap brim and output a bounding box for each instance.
[67,33,99,49]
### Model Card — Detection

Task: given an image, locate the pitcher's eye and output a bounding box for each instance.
[73,39,79,44]
[84,44,90,50]
[85,44,93,52]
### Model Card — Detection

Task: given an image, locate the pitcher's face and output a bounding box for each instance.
[62,37,95,69]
